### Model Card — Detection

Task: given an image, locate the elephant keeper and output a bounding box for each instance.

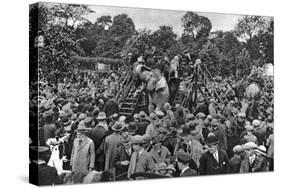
[170,56,180,78]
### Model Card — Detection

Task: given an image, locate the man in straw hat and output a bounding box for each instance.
[70,123,95,174]
[127,135,154,179]
[199,135,230,175]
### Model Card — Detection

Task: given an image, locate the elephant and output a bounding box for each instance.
[133,64,171,113]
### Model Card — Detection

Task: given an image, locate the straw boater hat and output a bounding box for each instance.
[111,122,124,132]
[131,135,150,145]
[255,145,267,157]
[61,117,71,127]
[96,112,107,120]
[76,123,91,133]
[139,111,147,119]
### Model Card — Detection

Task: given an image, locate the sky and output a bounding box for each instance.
[86,5,244,36]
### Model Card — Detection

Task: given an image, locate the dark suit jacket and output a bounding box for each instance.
[29,163,60,186]
[113,144,132,180]
[230,155,242,173]
[180,168,198,177]
[199,149,230,175]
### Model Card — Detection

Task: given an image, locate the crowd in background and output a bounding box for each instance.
[29,55,274,185]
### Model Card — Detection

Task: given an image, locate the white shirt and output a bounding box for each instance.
[213,150,219,163]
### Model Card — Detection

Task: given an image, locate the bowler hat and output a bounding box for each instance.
[206,135,219,145]
[61,117,71,126]
[128,122,138,132]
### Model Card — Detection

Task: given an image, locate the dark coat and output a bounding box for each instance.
[113,144,132,180]
[43,123,57,142]
[135,120,150,136]
[180,168,198,177]
[229,155,242,173]
[29,163,60,186]
[199,149,230,175]
[87,125,107,171]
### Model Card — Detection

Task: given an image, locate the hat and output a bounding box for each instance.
[166,164,176,172]
[59,111,68,118]
[30,146,49,153]
[98,99,104,105]
[164,102,171,109]
[139,111,147,118]
[71,113,77,120]
[238,112,246,118]
[77,122,91,133]
[93,108,100,116]
[206,135,219,145]
[119,115,126,122]
[78,113,87,120]
[157,162,168,171]
[245,125,254,132]
[252,120,261,127]
[207,115,212,120]
[243,142,257,150]
[128,122,138,132]
[147,113,159,122]
[255,145,267,156]
[84,117,93,124]
[111,113,119,119]
[233,145,244,153]
[267,122,274,129]
[196,112,206,119]
[177,151,192,164]
[186,113,195,120]
[137,57,144,62]
[157,127,168,135]
[151,136,164,145]
[210,99,216,103]
[155,110,165,118]
[131,135,150,145]
[112,122,124,132]
[133,113,140,119]
[61,117,71,126]
[96,112,107,120]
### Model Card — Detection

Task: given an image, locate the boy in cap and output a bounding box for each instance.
[229,145,244,173]
[240,142,258,173]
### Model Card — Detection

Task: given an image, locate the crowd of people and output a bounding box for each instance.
[29,54,274,186]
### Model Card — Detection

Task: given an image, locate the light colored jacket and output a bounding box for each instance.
[70,136,95,174]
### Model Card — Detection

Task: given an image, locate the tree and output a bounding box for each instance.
[181,12,212,55]
[235,16,266,41]
[95,14,136,58]
[37,3,95,77]
[151,25,177,54]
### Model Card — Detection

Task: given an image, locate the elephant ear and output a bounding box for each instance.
[155,76,167,91]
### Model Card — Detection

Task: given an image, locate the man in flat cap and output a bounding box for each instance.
[229,145,244,173]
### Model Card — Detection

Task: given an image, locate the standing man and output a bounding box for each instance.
[104,93,119,117]
[240,142,258,173]
[113,137,132,180]
[70,124,95,174]
[104,122,125,175]
[199,135,230,175]
[229,145,244,173]
[127,136,154,179]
